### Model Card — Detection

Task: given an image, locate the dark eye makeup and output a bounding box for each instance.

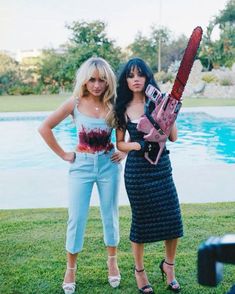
[127,71,144,78]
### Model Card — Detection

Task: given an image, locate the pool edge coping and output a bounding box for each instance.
[0,106,235,118]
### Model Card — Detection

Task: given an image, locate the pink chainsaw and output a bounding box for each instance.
[137,26,203,164]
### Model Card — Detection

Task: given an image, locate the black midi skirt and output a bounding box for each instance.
[124,149,183,243]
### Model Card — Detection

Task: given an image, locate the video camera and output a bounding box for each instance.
[198,234,235,293]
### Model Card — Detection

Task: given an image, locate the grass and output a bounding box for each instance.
[183,97,235,107]
[0,95,235,112]
[1,203,235,294]
[0,95,67,112]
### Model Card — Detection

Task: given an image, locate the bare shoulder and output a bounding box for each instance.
[60,96,76,112]
[51,96,76,117]
[42,96,76,128]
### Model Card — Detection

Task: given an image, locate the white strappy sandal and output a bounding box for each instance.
[62,264,77,294]
[107,255,121,288]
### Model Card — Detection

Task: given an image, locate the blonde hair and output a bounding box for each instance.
[73,57,117,127]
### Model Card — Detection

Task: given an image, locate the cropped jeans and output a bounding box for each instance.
[66,150,121,254]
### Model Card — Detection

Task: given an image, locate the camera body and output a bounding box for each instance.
[198,234,235,287]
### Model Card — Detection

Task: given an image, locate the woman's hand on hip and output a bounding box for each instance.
[63,151,76,163]
[111,151,127,163]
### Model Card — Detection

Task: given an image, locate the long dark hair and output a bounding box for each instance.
[115,57,160,129]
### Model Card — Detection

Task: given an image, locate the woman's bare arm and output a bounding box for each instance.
[38,97,75,161]
[116,128,141,152]
[168,122,178,142]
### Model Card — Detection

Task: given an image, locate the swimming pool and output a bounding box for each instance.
[0,111,235,170]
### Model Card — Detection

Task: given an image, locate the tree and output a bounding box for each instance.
[216,0,235,24]
[199,0,235,68]
[158,34,187,72]
[199,20,215,70]
[65,20,123,73]
[127,27,187,72]
[0,53,20,94]
[150,27,173,72]
[38,20,123,93]
[38,49,66,93]
[127,32,155,70]
[214,0,235,67]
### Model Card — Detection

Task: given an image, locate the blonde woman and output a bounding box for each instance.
[38,57,124,294]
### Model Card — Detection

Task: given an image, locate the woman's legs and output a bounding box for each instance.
[132,242,144,270]
[97,156,121,278]
[132,242,153,293]
[164,238,178,264]
[63,252,78,283]
[98,178,120,283]
[106,246,119,276]
[97,158,120,248]
[64,163,94,285]
[66,176,94,253]
[107,246,117,256]
[163,238,180,286]
[62,243,119,286]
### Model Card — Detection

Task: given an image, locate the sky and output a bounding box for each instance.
[0,0,228,52]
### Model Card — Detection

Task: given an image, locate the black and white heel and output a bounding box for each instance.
[159,259,181,292]
[135,268,154,294]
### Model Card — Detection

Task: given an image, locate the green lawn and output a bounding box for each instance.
[0,95,235,112]
[0,95,67,112]
[1,203,235,294]
[183,97,235,107]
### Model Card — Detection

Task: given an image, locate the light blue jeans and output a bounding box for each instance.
[66,150,121,254]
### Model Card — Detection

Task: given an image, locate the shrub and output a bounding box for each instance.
[154,71,174,84]
[201,73,218,84]
[7,84,41,95]
[42,84,60,94]
[0,87,5,95]
[219,78,233,86]
[7,85,22,95]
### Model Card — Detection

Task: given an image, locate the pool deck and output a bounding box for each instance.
[0,106,235,209]
[1,106,235,119]
[182,106,235,118]
[0,162,234,209]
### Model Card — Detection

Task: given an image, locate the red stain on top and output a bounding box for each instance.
[76,126,114,153]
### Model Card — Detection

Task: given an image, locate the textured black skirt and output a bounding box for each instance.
[124,121,183,243]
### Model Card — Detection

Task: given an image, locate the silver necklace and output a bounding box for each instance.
[91,99,102,111]
[94,102,103,111]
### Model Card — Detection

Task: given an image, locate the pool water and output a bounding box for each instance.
[170,112,235,165]
[0,112,235,169]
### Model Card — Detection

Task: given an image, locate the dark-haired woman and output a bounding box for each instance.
[115,57,183,293]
